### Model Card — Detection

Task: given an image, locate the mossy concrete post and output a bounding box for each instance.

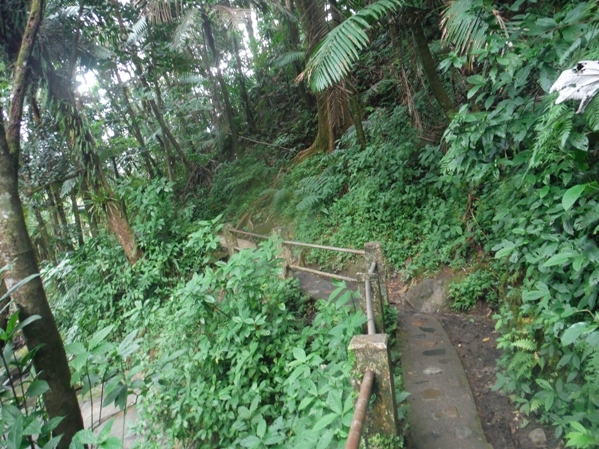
[364,242,388,305]
[271,226,292,279]
[348,334,398,443]
[357,272,385,334]
[223,223,238,257]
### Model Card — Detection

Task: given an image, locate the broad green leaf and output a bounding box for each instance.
[292,347,307,362]
[562,322,597,345]
[543,252,576,267]
[239,435,261,447]
[41,436,63,449]
[562,184,586,211]
[312,412,339,431]
[257,419,267,439]
[26,380,50,397]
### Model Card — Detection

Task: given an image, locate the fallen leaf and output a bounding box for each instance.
[483,337,490,342]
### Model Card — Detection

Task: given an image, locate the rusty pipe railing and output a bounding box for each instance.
[365,261,377,335]
[228,228,366,255]
[346,369,375,449]
[288,265,358,283]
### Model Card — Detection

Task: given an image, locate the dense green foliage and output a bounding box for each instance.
[4,0,599,446]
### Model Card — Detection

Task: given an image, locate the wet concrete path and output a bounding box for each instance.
[398,311,492,449]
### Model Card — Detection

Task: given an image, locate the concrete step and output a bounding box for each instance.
[398,311,493,449]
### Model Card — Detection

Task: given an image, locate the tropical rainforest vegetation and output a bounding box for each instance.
[1,0,599,447]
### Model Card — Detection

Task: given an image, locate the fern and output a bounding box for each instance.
[128,17,148,45]
[441,0,492,56]
[512,338,536,352]
[584,348,599,389]
[509,351,536,379]
[302,0,403,92]
[584,95,599,131]
[274,51,305,68]
[530,102,573,168]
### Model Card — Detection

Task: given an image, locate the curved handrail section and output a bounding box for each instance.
[345,369,375,449]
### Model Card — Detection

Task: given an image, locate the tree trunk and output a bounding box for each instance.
[0,1,84,443]
[232,34,256,133]
[112,70,157,179]
[70,191,84,247]
[349,93,366,150]
[0,147,84,447]
[410,19,455,117]
[44,67,141,264]
[81,176,99,238]
[202,14,241,156]
[51,184,74,251]
[34,206,56,263]
[45,187,62,249]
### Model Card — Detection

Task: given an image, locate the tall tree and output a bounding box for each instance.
[0,0,84,445]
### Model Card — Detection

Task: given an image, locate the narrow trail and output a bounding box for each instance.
[223,234,494,447]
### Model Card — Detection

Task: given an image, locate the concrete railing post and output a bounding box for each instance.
[364,242,388,305]
[223,223,238,257]
[348,334,398,443]
[357,272,385,334]
[271,227,292,279]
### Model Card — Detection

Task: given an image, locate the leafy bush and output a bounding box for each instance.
[132,239,367,448]
[448,268,499,311]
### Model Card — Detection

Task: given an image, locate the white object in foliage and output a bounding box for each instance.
[550,60,599,113]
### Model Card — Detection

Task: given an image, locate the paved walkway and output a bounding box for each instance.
[398,311,492,449]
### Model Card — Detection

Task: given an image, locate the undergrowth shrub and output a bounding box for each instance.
[133,239,369,448]
[438,2,599,446]
[449,268,499,311]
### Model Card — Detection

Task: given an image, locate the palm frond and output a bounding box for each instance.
[328,82,348,129]
[136,0,182,23]
[295,0,330,56]
[179,72,205,84]
[274,51,305,68]
[127,17,148,45]
[171,8,199,50]
[441,0,506,56]
[209,5,251,28]
[301,0,403,92]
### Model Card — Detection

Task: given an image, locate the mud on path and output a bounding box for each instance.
[439,312,562,449]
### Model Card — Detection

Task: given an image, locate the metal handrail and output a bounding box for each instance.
[228,228,366,255]
[229,229,270,240]
[346,369,375,449]
[365,293,375,333]
[289,265,358,283]
[365,264,377,335]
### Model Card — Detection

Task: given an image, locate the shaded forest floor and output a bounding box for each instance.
[440,312,562,449]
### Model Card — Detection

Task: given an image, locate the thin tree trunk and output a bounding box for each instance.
[0,0,84,444]
[51,185,74,251]
[202,14,241,156]
[70,191,84,247]
[157,135,175,182]
[81,176,99,238]
[349,93,366,150]
[232,34,256,133]
[112,70,157,178]
[410,19,455,117]
[34,206,56,263]
[45,188,62,248]
[43,67,141,264]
